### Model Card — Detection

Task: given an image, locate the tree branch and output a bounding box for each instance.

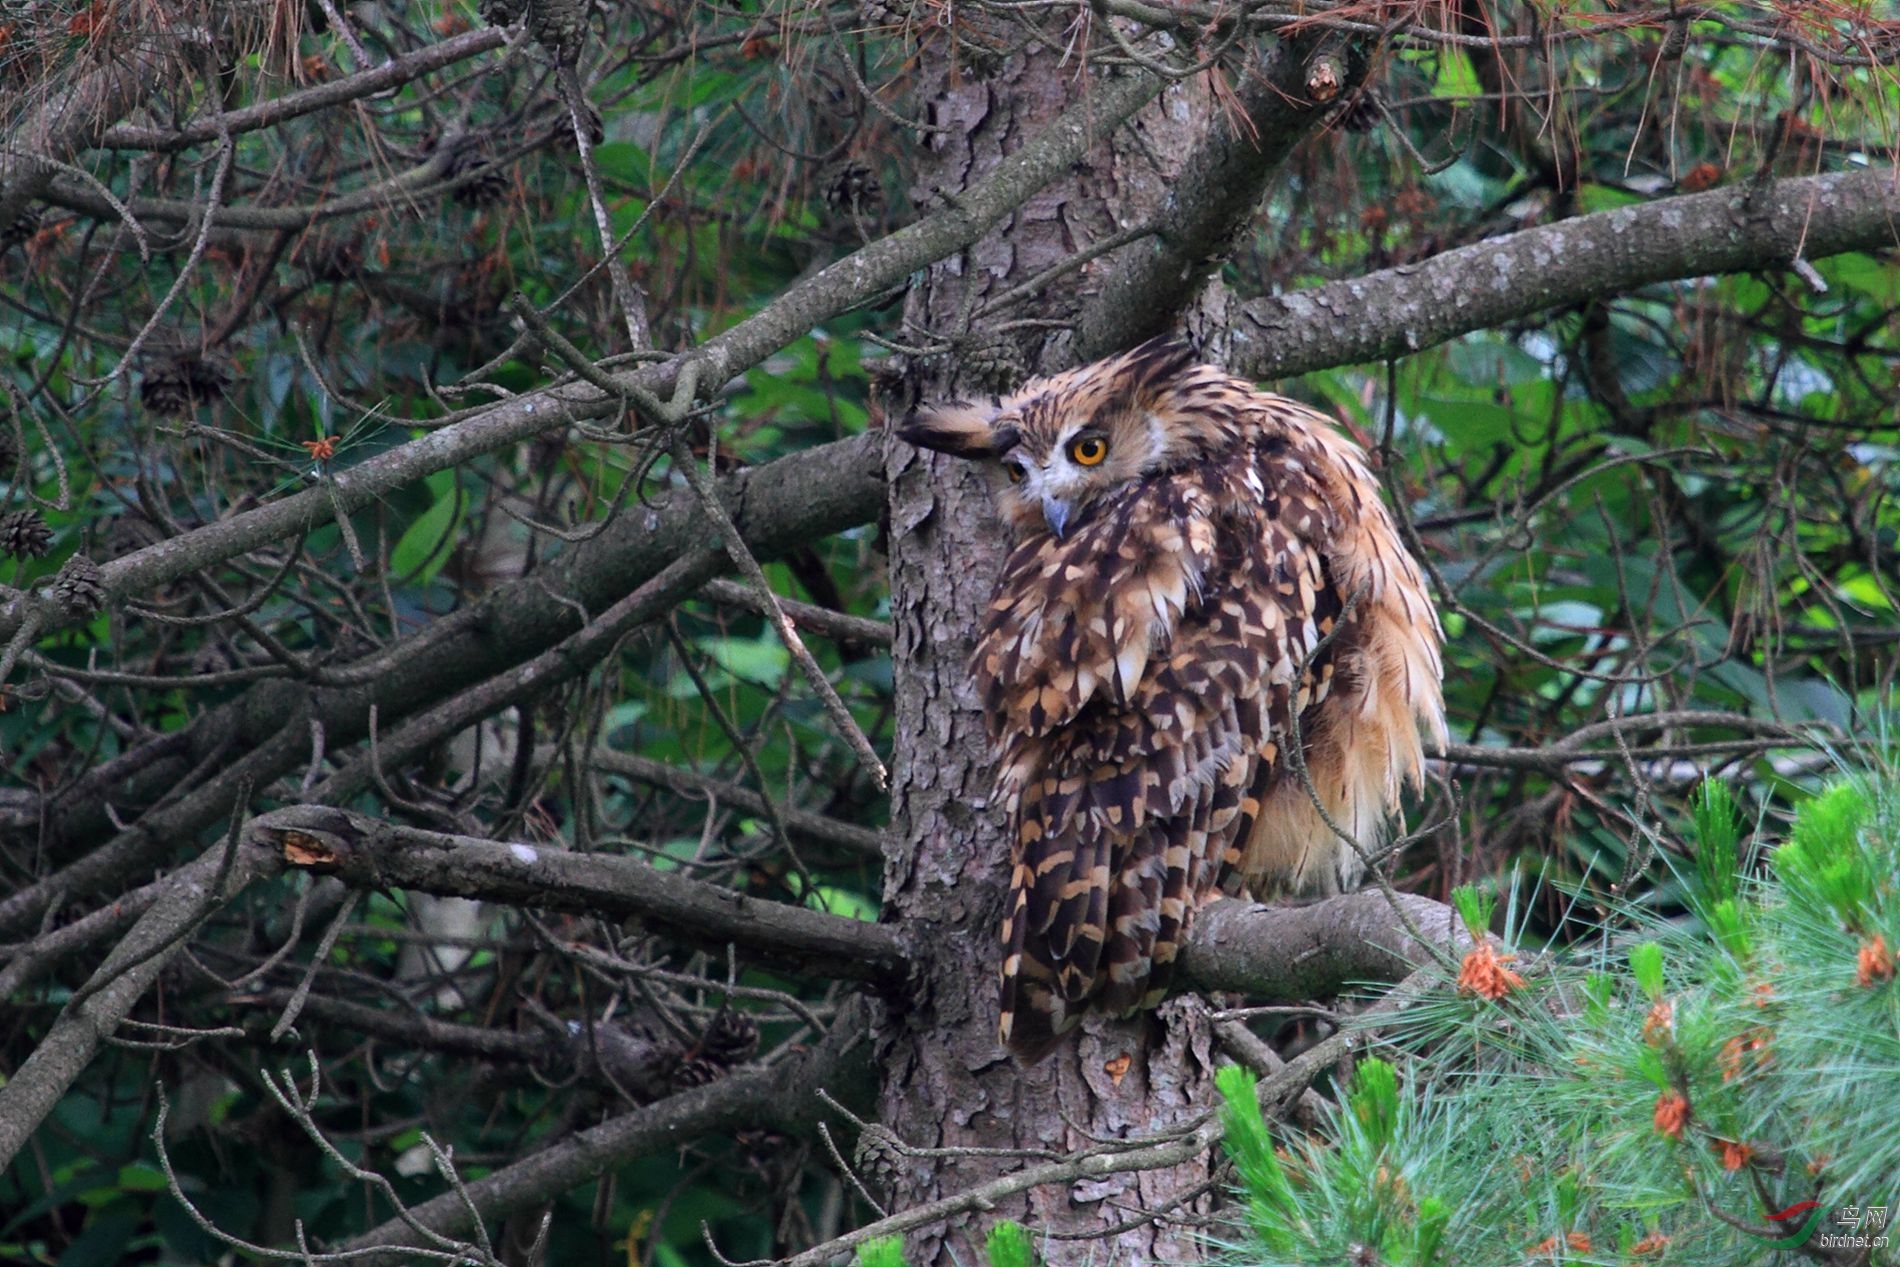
[1072,33,1367,360]
[305,547,724,805]
[1231,165,1900,380]
[252,806,908,985]
[0,837,275,1171]
[0,24,176,227]
[1177,891,1473,1001]
[700,578,893,649]
[580,747,886,858]
[339,1001,874,1263]
[0,435,885,939]
[0,66,1166,650]
[95,28,509,152]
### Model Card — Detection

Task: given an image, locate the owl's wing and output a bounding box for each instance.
[989,482,1340,1060]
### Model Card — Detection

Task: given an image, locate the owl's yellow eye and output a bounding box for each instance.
[1068,435,1108,466]
[1004,462,1026,484]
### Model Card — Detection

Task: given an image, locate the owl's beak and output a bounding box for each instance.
[1041,494,1072,539]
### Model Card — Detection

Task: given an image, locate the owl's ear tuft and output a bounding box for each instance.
[1117,337,1201,400]
[896,402,1009,459]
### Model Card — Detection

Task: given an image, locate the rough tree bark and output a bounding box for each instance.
[878,24,1353,1265]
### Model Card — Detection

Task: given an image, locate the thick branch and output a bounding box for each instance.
[0,840,274,1171]
[1177,891,1473,1000]
[1231,165,1900,380]
[251,806,908,985]
[0,68,1164,650]
[1073,34,1366,360]
[0,436,886,940]
[340,1003,873,1263]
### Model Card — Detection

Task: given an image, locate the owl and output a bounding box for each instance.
[897,339,1446,1061]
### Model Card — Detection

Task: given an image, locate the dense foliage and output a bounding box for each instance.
[0,0,1896,1264]
[1217,774,1900,1265]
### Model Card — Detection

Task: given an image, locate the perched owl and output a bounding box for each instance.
[897,340,1446,1061]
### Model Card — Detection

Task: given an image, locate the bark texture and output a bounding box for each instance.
[879,36,1226,1267]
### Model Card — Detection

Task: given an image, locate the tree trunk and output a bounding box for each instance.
[878,27,1223,1267]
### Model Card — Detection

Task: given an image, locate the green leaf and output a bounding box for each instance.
[588,142,650,183]
[698,635,792,687]
[114,1164,167,1194]
[1433,48,1482,99]
[389,473,461,582]
[806,885,877,922]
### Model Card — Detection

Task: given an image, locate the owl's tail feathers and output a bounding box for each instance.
[998,833,1117,1062]
[998,824,1192,1063]
[998,871,1077,1063]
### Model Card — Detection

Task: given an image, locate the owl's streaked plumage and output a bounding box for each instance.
[898,340,1445,1061]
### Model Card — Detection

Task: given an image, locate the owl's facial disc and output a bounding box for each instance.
[1001,429,1115,539]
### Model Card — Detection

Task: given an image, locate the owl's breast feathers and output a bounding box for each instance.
[977,395,1445,1061]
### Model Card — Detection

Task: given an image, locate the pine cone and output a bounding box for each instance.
[958,333,1029,396]
[2,206,40,253]
[53,554,107,618]
[139,351,233,417]
[528,0,587,63]
[443,138,512,209]
[667,1055,725,1092]
[1336,89,1384,134]
[820,159,884,220]
[0,510,53,559]
[698,1009,760,1068]
[852,1123,906,1199]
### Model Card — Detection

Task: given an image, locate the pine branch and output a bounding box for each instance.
[253,806,908,984]
[0,434,885,940]
[338,1001,875,1263]
[1232,165,1900,381]
[1179,891,1476,1001]
[1072,31,1368,361]
[0,830,271,1171]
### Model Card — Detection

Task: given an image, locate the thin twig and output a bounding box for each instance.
[665,433,889,790]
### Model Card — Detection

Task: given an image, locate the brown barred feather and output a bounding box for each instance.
[900,338,1446,1062]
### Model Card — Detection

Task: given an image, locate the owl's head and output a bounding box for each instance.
[896,339,1237,538]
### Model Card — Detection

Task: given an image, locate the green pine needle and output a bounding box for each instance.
[1778,781,1874,931]
[1450,884,1496,940]
[1212,767,1900,1267]
[985,1221,1034,1267]
[856,1234,907,1267]
[1691,779,1741,905]
[1629,941,1666,998]
[1348,1059,1401,1149]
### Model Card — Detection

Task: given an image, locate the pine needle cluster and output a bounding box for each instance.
[1217,771,1900,1266]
